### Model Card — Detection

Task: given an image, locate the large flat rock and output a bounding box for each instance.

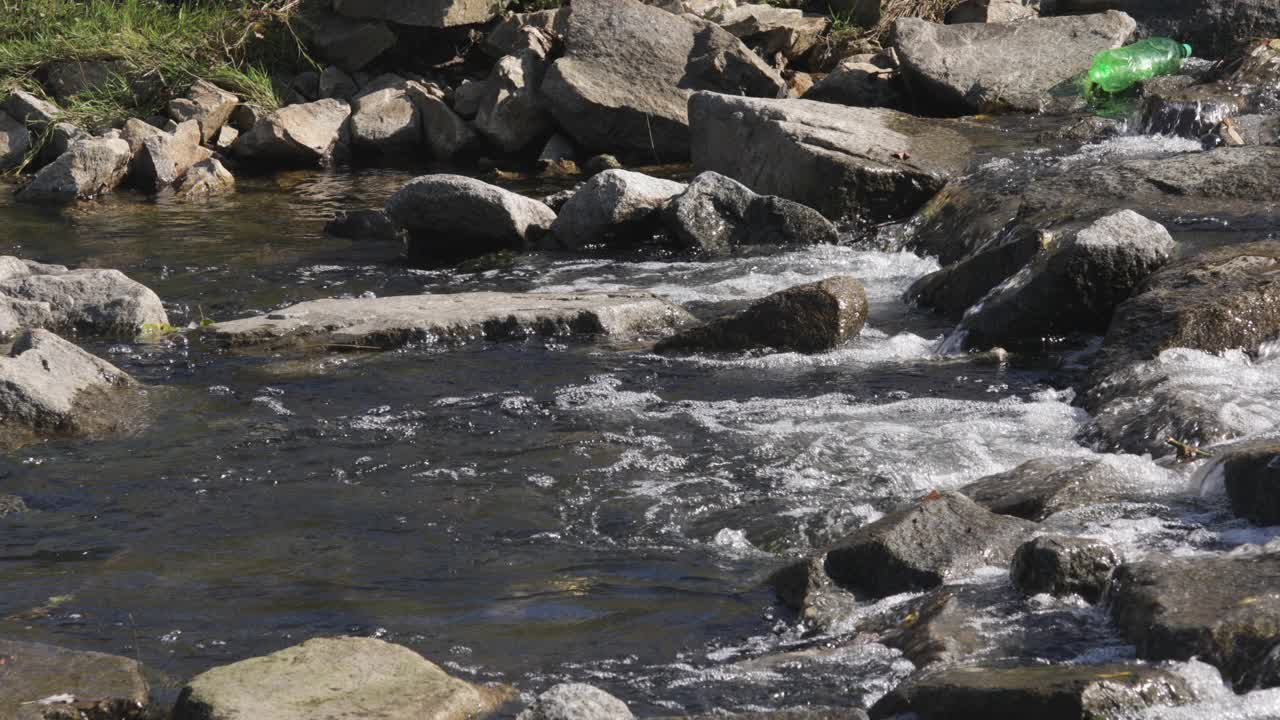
[208,291,696,349]
[0,639,149,720]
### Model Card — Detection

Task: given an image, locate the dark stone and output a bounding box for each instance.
[325,210,401,241]
[1043,0,1280,59]
[584,154,622,175]
[0,638,150,720]
[1216,440,1280,526]
[37,60,123,101]
[656,276,868,355]
[1010,536,1121,603]
[766,555,861,629]
[959,457,1138,521]
[878,585,1001,667]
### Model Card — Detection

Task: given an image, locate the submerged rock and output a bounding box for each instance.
[959,456,1141,521]
[893,12,1136,115]
[540,0,784,159]
[1010,535,1121,603]
[1214,440,1280,526]
[174,636,508,720]
[870,662,1192,719]
[767,555,861,630]
[877,583,1012,667]
[175,158,235,199]
[824,491,1035,598]
[656,276,867,354]
[1110,551,1280,691]
[168,79,238,144]
[386,174,556,263]
[231,99,351,167]
[688,92,972,223]
[0,258,168,336]
[207,291,694,350]
[18,138,131,203]
[661,171,838,257]
[325,209,400,241]
[550,170,685,250]
[517,683,634,720]
[0,638,150,720]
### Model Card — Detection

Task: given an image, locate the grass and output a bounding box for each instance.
[0,0,307,130]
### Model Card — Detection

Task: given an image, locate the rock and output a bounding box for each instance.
[325,209,400,241]
[550,170,684,249]
[657,276,868,354]
[1042,0,1280,59]
[824,491,1035,598]
[0,260,168,336]
[537,133,577,170]
[213,125,239,151]
[878,583,1011,667]
[1010,536,1121,603]
[786,71,815,98]
[332,0,496,28]
[0,638,149,720]
[516,683,633,720]
[3,89,59,128]
[232,99,351,167]
[946,210,1174,350]
[661,713,867,720]
[804,60,902,109]
[173,637,508,720]
[1140,40,1280,140]
[175,158,236,199]
[319,65,359,100]
[807,33,881,73]
[37,60,121,101]
[869,662,1192,720]
[959,457,1140,521]
[0,330,138,441]
[305,12,396,72]
[451,79,487,119]
[1225,114,1280,146]
[475,49,551,153]
[350,81,422,150]
[207,290,695,350]
[0,111,30,171]
[893,12,1135,115]
[130,119,210,191]
[1211,440,1280,526]
[18,138,131,203]
[41,122,91,168]
[412,90,477,159]
[767,555,861,629]
[946,0,1038,23]
[0,494,27,516]
[540,0,785,159]
[230,103,263,132]
[168,79,238,144]
[716,5,828,61]
[485,8,570,58]
[661,171,838,257]
[584,154,622,175]
[386,175,556,263]
[689,92,972,222]
[120,117,166,155]
[1109,551,1280,691]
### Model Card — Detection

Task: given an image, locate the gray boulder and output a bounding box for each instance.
[207,291,694,350]
[120,117,166,155]
[804,60,902,109]
[870,663,1192,720]
[332,0,496,27]
[656,276,867,354]
[350,81,422,150]
[0,638,150,720]
[550,170,685,250]
[304,11,396,71]
[3,89,59,127]
[877,583,1013,667]
[485,8,570,58]
[451,78,487,119]
[517,683,634,720]
[214,125,239,151]
[168,79,238,144]
[1010,535,1121,603]
[661,171,838,257]
[1212,440,1280,526]
[767,555,861,630]
[475,49,552,153]
[386,175,556,263]
[540,0,785,159]
[0,260,168,336]
[173,637,509,720]
[411,88,477,159]
[949,210,1173,350]
[716,5,828,61]
[37,121,91,168]
[893,12,1135,115]
[959,457,1141,521]
[1110,551,1280,691]
[689,92,972,222]
[18,137,131,203]
[232,99,351,167]
[0,111,30,170]
[319,65,359,101]
[1043,0,1280,59]
[175,158,236,199]
[824,491,1035,598]
[130,119,211,191]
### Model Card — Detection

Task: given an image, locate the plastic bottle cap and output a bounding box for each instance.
[1181,43,1193,58]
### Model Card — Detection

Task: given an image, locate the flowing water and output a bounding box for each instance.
[2,125,1280,716]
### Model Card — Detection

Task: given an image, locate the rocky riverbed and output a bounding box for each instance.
[5,0,1280,718]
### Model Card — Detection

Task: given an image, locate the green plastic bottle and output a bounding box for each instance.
[1085,38,1193,95]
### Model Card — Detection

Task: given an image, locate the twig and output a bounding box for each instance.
[1166,436,1213,462]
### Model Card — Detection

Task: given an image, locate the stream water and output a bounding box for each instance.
[2,121,1280,717]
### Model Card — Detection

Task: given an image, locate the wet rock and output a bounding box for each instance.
[386,175,556,263]
[168,79,238,144]
[870,662,1192,719]
[804,60,902,109]
[657,276,867,354]
[767,555,861,629]
[232,99,351,167]
[485,8,570,58]
[516,683,633,720]
[550,170,685,250]
[1226,114,1280,146]
[1036,115,1124,144]
[0,638,149,720]
[0,259,168,336]
[1010,536,1121,603]
[661,713,868,720]
[326,209,400,241]
[3,89,59,128]
[0,111,30,171]
[1043,0,1280,59]
[689,92,972,222]
[716,5,828,62]
[319,65,359,101]
[959,457,1139,521]
[130,119,210,191]
[893,12,1135,115]
[1110,551,1280,691]
[475,49,552,153]
[173,636,508,720]
[1212,440,1280,526]
[412,91,477,160]
[949,210,1173,350]
[877,582,1014,667]
[207,291,694,350]
[824,491,1035,598]
[350,81,422,150]
[332,0,496,28]
[305,12,395,72]
[0,329,138,441]
[661,171,838,257]
[0,494,27,516]
[540,0,785,159]
[18,138,130,203]
[946,0,1038,23]
[175,158,235,199]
